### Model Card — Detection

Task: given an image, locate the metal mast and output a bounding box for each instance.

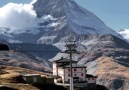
[63,41,79,90]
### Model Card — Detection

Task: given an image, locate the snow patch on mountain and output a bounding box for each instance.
[38,36,57,44]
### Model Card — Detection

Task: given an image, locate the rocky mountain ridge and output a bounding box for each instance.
[0,0,129,90]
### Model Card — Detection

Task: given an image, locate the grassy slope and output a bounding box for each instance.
[0,65,49,90]
[0,65,108,90]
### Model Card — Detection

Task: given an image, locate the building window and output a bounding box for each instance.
[68,79,70,83]
[92,78,94,80]
[68,74,70,77]
[88,78,90,80]
[81,73,83,76]
[81,68,83,71]
[74,69,77,71]
[74,74,76,76]
[68,69,70,71]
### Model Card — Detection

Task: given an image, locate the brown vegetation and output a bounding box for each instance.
[0,65,68,90]
[96,57,129,78]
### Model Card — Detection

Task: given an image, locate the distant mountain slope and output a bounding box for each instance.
[0,51,51,72]
[9,43,60,59]
[0,43,58,72]
[0,43,60,71]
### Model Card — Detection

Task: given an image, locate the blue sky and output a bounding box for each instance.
[0,0,129,31]
[75,0,129,31]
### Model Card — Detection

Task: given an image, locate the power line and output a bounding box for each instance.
[11,50,60,52]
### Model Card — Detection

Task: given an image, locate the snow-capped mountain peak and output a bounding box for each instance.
[0,0,122,43]
[33,0,121,35]
[32,0,122,43]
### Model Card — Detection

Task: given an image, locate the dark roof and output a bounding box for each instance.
[64,64,86,68]
[86,74,98,78]
[53,57,77,63]
[73,77,79,79]
[58,63,70,67]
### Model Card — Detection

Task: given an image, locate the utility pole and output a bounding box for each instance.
[63,41,79,90]
[0,66,1,84]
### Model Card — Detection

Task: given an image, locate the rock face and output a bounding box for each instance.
[0,0,129,90]
[78,35,129,90]
[96,57,129,90]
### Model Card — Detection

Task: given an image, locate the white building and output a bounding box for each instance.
[86,74,97,84]
[53,57,87,83]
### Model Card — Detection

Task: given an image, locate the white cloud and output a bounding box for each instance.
[0,2,37,29]
[0,0,59,34]
[30,0,37,4]
[119,29,129,39]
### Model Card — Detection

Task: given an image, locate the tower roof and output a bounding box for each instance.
[64,64,86,68]
[86,74,98,78]
[53,57,77,63]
